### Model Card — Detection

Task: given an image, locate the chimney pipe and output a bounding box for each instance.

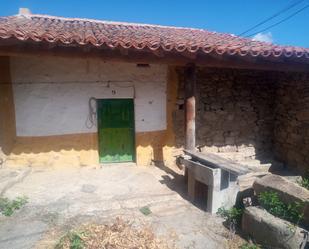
[19,8,31,15]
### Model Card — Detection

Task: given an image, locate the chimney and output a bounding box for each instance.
[19,8,31,15]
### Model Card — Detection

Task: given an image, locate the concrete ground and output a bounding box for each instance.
[0,164,238,249]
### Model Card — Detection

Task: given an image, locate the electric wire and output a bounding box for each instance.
[238,0,307,36]
[245,3,309,38]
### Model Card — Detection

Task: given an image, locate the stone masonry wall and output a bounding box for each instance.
[175,67,277,162]
[175,67,309,173]
[197,68,278,160]
[274,73,309,173]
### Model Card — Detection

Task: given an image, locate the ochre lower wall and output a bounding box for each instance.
[136,130,166,166]
[6,66,179,168]
[6,133,99,168]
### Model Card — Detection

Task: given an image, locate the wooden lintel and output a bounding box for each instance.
[47,42,57,49]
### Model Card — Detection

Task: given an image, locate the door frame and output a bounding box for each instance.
[96,98,136,163]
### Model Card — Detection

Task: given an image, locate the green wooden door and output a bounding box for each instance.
[97,99,135,163]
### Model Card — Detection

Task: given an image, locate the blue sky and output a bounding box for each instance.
[1,1,309,47]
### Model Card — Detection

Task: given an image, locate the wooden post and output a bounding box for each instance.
[184,63,196,151]
[184,64,196,201]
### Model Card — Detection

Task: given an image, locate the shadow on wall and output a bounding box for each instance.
[136,130,165,164]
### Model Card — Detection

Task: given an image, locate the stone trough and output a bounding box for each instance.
[242,206,308,249]
[241,174,309,249]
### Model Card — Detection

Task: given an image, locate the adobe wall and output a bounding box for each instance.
[5,56,178,167]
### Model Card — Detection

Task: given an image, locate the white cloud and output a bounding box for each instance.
[252,32,274,43]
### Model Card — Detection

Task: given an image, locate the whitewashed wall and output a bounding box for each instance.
[10,56,167,136]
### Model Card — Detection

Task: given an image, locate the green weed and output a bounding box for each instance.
[217,207,243,226]
[0,196,28,216]
[258,191,304,225]
[297,177,309,190]
[239,242,261,249]
[55,231,85,249]
[139,206,152,216]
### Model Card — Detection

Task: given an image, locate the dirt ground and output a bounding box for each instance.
[0,164,244,249]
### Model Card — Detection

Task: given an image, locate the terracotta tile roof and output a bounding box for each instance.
[0,14,309,60]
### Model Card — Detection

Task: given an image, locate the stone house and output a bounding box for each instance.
[1,9,309,174]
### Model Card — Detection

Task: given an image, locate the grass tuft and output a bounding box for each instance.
[239,242,261,249]
[139,206,152,216]
[0,196,28,216]
[55,231,85,249]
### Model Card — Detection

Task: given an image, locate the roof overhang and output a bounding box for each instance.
[1,38,309,73]
[1,14,309,72]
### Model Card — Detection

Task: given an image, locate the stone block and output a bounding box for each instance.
[224,136,235,145]
[202,111,217,121]
[242,206,307,249]
[218,145,238,153]
[253,174,309,228]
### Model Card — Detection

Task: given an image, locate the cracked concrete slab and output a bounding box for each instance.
[0,215,48,249]
[0,164,237,248]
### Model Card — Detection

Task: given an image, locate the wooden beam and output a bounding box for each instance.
[119,47,129,56]
[184,64,196,151]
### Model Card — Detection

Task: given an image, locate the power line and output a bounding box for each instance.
[238,0,307,36]
[246,3,309,38]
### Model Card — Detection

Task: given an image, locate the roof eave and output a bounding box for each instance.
[0,38,309,73]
